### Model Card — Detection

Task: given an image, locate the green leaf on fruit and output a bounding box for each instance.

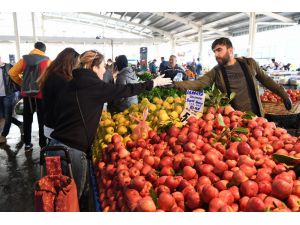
[175,170,183,176]
[264,207,271,212]
[242,111,257,120]
[226,182,235,188]
[171,168,175,175]
[150,188,158,208]
[220,128,230,138]
[217,114,226,127]
[229,92,236,101]
[211,131,217,137]
[294,165,300,177]
[231,136,242,142]
[221,139,227,146]
[272,154,300,165]
[233,127,249,134]
[156,169,161,176]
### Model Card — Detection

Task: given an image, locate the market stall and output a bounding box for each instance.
[90,85,300,212]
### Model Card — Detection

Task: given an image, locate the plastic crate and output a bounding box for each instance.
[88,161,101,212]
[265,113,300,130]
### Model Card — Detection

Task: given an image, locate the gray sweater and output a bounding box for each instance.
[115,67,139,111]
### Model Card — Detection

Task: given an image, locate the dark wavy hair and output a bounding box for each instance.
[115,55,128,71]
[38,47,79,88]
[211,37,233,50]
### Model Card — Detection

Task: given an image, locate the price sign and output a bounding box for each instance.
[180,90,205,124]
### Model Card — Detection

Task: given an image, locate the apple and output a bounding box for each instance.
[240,180,258,197]
[158,192,176,212]
[208,198,226,212]
[136,196,156,212]
[183,166,197,180]
[201,184,219,204]
[237,142,252,155]
[245,197,265,212]
[185,191,201,210]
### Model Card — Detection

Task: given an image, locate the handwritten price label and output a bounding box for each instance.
[180,90,205,125]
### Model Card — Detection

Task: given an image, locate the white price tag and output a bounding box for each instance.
[180,90,205,125]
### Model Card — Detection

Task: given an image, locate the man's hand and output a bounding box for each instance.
[283,97,292,110]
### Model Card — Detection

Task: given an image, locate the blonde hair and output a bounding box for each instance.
[78,50,104,70]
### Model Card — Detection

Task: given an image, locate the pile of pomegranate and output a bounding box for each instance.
[260,89,300,103]
[94,105,300,212]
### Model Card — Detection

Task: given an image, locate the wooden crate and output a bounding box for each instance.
[262,101,300,115]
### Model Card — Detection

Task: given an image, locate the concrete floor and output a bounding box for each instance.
[0,115,40,212]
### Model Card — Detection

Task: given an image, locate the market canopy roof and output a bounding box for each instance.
[1,12,300,45]
[42,12,300,44]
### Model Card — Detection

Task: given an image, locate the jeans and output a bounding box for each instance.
[23,97,46,148]
[0,93,22,137]
[47,139,88,199]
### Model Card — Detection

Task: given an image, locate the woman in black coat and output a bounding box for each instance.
[44,50,172,204]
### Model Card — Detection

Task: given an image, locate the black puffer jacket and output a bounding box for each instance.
[50,68,153,152]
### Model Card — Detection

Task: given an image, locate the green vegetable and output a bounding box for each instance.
[138,87,185,102]
[204,83,236,108]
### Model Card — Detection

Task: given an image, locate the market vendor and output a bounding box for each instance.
[174,37,292,117]
[162,55,188,81]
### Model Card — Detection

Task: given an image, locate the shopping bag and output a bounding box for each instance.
[34,146,80,212]
[129,107,150,140]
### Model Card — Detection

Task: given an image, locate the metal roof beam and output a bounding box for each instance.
[140,14,155,25]
[0,35,168,44]
[130,12,141,22]
[159,20,178,29]
[154,12,200,30]
[147,17,165,26]
[120,12,127,20]
[42,14,152,38]
[201,13,246,28]
[257,21,297,26]
[80,12,172,38]
[261,12,295,23]
[155,12,229,36]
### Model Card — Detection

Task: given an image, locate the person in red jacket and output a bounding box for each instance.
[9,42,51,154]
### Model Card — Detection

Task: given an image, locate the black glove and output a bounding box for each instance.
[283,97,292,110]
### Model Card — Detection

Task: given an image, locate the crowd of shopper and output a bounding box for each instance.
[0,42,172,210]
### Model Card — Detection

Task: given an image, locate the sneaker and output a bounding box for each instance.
[24,143,33,152]
[0,135,6,144]
[19,123,24,136]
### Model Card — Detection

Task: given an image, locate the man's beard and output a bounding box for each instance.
[216,52,231,66]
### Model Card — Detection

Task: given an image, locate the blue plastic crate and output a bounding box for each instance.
[88,161,101,212]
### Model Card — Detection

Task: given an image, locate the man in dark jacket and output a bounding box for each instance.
[0,57,23,143]
[174,37,292,117]
[114,55,139,112]
[149,59,157,74]
[163,55,188,81]
[159,57,168,75]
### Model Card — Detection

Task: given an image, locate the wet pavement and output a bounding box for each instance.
[0,115,40,212]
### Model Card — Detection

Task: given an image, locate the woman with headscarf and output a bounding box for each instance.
[114,55,139,112]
